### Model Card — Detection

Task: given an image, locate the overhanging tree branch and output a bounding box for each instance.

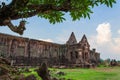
[0,0,116,35]
[3,18,26,35]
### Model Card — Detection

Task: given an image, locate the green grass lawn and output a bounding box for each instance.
[55,67,120,80]
[23,67,120,80]
[22,68,42,80]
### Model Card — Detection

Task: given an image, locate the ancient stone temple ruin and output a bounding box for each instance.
[0,32,100,67]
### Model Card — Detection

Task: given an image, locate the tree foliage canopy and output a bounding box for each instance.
[0,0,116,35]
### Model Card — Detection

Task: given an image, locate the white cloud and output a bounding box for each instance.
[39,39,53,42]
[96,23,111,44]
[112,38,120,52]
[118,30,120,34]
[89,22,120,60]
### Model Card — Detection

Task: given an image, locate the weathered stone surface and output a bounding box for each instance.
[52,77,58,80]
[0,66,8,76]
[0,58,11,76]
[66,32,77,45]
[56,71,65,76]
[0,57,20,80]
[37,62,51,80]
[0,32,100,67]
[0,57,10,65]
[25,74,36,80]
[110,59,118,67]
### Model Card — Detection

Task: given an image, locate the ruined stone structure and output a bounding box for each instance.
[0,32,100,67]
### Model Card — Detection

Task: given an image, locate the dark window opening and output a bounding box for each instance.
[70,52,73,59]
[75,51,78,58]
[85,52,88,59]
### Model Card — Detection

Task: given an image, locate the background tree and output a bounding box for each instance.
[0,0,116,35]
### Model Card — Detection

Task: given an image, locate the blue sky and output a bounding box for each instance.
[0,1,120,60]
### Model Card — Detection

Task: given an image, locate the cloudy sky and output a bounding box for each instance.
[0,1,120,60]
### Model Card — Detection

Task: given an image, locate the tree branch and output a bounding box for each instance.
[0,0,115,35]
[10,4,71,19]
[3,18,26,35]
[0,0,71,21]
[0,0,71,35]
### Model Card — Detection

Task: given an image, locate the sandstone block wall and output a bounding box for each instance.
[0,32,100,67]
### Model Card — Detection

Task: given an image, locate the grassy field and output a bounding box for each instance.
[23,67,120,80]
[54,67,120,80]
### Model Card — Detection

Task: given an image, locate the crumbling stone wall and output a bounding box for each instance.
[0,32,100,67]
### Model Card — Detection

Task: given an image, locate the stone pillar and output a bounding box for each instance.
[8,40,12,57]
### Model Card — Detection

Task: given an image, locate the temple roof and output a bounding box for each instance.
[66,32,77,45]
[79,34,90,46]
[80,34,87,42]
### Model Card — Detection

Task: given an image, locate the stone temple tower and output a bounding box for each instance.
[66,32,77,45]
